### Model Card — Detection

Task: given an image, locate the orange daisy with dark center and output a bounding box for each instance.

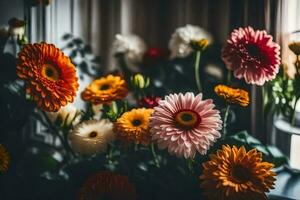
[114,108,154,146]
[17,42,79,112]
[174,109,201,129]
[81,75,128,105]
[200,145,276,200]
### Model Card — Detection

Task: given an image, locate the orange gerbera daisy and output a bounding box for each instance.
[17,42,79,112]
[79,171,137,200]
[81,75,128,104]
[200,145,276,200]
[214,84,249,107]
[114,108,154,146]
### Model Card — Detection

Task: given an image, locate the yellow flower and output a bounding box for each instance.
[289,42,300,55]
[214,84,249,107]
[114,108,154,146]
[190,39,209,52]
[0,144,10,173]
[200,145,276,200]
[17,42,79,112]
[81,75,128,105]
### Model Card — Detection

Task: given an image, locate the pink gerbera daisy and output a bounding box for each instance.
[222,26,280,85]
[149,92,222,159]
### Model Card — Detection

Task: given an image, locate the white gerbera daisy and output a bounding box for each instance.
[169,24,212,58]
[112,34,146,71]
[68,119,114,155]
[47,104,80,127]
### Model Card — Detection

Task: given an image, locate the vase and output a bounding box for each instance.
[272,114,300,171]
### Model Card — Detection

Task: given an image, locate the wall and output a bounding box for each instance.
[0,0,24,27]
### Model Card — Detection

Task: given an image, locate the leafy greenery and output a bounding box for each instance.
[61,33,102,79]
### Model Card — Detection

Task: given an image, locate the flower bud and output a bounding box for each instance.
[130,74,150,90]
[48,104,80,128]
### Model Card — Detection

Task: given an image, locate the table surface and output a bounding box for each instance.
[270,166,300,200]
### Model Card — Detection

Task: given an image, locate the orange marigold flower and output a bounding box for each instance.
[81,75,128,104]
[114,108,154,146]
[17,42,79,112]
[79,171,137,200]
[200,145,276,200]
[0,144,10,173]
[214,84,249,107]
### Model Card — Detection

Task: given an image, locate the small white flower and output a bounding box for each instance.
[68,119,114,155]
[8,18,26,39]
[10,27,25,38]
[48,104,80,127]
[169,24,212,58]
[112,34,146,71]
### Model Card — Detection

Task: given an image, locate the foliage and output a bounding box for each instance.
[61,33,102,79]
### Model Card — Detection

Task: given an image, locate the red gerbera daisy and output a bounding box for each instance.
[222,26,280,85]
[139,96,161,108]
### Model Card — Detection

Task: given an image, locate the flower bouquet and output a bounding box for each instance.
[0,22,290,200]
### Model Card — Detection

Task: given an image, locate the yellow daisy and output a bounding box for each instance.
[214,84,249,107]
[81,75,128,105]
[114,108,154,146]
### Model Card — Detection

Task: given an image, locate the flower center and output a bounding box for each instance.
[99,84,110,90]
[89,131,98,138]
[230,165,251,183]
[41,63,60,81]
[132,119,142,127]
[246,44,260,58]
[174,109,201,129]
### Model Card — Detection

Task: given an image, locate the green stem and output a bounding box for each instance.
[150,143,160,167]
[41,111,75,161]
[107,144,114,163]
[296,57,300,75]
[291,97,299,126]
[187,159,194,173]
[194,51,202,92]
[227,71,232,85]
[222,105,231,138]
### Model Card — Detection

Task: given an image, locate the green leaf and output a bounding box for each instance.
[83,45,92,54]
[91,56,101,63]
[230,131,260,145]
[39,155,60,172]
[266,145,285,158]
[73,38,83,45]
[62,33,72,40]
